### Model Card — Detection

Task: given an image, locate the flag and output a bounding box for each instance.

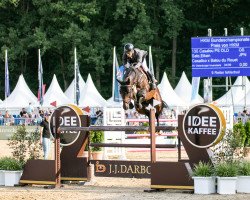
[83,106,90,113]
[50,101,57,107]
[74,48,80,105]
[113,47,123,102]
[5,50,10,99]
[38,84,46,101]
[148,46,155,76]
[38,49,44,105]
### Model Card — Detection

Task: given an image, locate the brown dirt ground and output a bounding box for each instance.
[1,140,250,200]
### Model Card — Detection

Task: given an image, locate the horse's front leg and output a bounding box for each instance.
[138,96,145,109]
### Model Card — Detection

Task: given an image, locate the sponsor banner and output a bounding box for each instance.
[0,126,38,140]
[183,104,226,148]
[93,160,151,178]
[49,104,83,146]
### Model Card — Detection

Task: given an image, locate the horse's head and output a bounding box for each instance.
[117,78,134,110]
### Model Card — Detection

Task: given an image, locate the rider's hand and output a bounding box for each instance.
[134,63,141,69]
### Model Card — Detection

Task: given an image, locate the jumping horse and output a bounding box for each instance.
[117,66,166,126]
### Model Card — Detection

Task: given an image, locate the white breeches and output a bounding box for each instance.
[141,60,149,72]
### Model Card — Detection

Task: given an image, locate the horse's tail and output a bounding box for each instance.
[162,100,169,109]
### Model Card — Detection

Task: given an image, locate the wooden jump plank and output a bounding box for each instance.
[90,143,176,148]
[60,125,177,132]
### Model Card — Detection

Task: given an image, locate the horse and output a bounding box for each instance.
[117,66,166,126]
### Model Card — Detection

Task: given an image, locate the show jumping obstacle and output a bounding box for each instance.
[19,104,218,191]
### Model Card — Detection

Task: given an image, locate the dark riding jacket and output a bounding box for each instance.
[122,48,147,69]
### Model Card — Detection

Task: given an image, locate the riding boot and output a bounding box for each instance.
[147,72,157,90]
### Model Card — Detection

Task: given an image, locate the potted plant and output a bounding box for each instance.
[232,121,250,158]
[243,121,250,157]
[90,130,104,160]
[237,161,250,193]
[192,161,216,194]
[215,161,238,194]
[1,157,23,186]
[0,157,6,185]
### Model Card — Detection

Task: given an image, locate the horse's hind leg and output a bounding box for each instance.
[155,114,160,127]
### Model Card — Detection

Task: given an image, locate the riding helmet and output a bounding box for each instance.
[124,43,134,52]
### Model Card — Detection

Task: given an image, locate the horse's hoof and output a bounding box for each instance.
[129,102,134,109]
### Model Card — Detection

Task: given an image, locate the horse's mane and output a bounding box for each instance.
[123,67,148,87]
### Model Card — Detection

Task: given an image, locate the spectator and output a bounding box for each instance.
[27,102,34,118]
[9,114,15,125]
[133,111,140,126]
[171,109,176,119]
[39,108,44,118]
[242,109,248,124]
[39,113,51,159]
[20,108,28,118]
[4,110,10,118]
[4,110,11,125]
[95,110,103,125]
[0,112,3,125]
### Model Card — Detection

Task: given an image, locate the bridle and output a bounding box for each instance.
[120,66,149,106]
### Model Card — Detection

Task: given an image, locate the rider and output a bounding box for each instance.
[122,43,157,90]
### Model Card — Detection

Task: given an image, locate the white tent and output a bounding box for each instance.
[236,90,250,109]
[158,72,188,107]
[42,74,71,107]
[0,74,38,109]
[79,74,107,107]
[213,76,250,107]
[174,71,203,105]
[234,77,250,108]
[107,97,123,107]
[64,74,85,103]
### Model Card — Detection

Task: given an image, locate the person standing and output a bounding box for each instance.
[27,102,34,118]
[39,113,51,159]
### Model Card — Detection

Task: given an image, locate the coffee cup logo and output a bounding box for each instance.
[183,104,226,148]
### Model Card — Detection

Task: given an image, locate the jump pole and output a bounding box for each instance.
[149,108,156,163]
[55,127,61,188]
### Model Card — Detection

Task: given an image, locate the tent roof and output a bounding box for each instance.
[213,76,250,106]
[64,74,85,102]
[234,77,250,107]
[174,71,203,105]
[42,74,71,107]
[158,72,188,107]
[0,74,38,108]
[106,97,123,107]
[79,74,107,107]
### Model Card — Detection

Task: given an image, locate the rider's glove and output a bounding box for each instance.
[134,62,141,69]
[124,63,130,68]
